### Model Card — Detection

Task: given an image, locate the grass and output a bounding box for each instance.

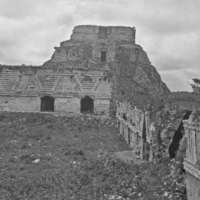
[0,112,186,200]
[0,112,131,199]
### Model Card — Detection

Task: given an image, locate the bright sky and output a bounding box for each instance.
[0,0,200,91]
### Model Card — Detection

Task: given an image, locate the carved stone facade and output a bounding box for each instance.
[1,25,131,114]
[0,67,111,114]
[0,25,169,114]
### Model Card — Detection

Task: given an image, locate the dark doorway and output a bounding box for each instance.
[101,51,107,62]
[41,96,54,112]
[128,128,131,145]
[142,116,146,141]
[81,96,94,113]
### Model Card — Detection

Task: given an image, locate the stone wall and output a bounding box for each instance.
[45,25,169,102]
[186,173,200,200]
[94,99,110,115]
[183,119,200,200]
[0,25,170,116]
[0,96,40,112]
[71,25,136,42]
[0,67,111,114]
[116,101,153,161]
[50,40,116,65]
[55,97,81,114]
[111,44,170,103]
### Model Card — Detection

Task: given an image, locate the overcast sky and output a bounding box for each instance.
[0,0,199,91]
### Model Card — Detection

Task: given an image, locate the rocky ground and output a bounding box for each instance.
[0,112,186,200]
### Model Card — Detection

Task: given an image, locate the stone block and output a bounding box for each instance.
[186,173,200,200]
[55,97,80,114]
[0,96,40,112]
[94,99,110,115]
[70,25,135,42]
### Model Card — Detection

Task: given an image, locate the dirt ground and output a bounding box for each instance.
[0,112,186,200]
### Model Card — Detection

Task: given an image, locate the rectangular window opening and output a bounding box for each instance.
[101,51,107,62]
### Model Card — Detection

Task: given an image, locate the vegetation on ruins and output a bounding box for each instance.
[120,91,200,113]
[0,112,186,200]
[0,25,196,200]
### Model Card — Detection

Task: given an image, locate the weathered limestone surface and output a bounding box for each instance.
[71,25,136,42]
[0,25,169,114]
[183,118,200,200]
[186,174,200,200]
[94,99,110,115]
[0,96,40,112]
[116,101,153,161]
[55,97,80,113]
[111,45,170,103]
[0,67,111,114]
[45,25,169,99]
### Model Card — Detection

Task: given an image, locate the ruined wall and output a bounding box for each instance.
[71,25,136,42]
[47,25,135,67]
[44,25,169,102]
[0,25,170,115]
[111,44,170,105]
[183,119,200,200]
[0,96,40,112]
[55,97,80,113]
[116,101,153,161]
[94,99,110,115]
[186,174,200,200]
[0,67,111,114]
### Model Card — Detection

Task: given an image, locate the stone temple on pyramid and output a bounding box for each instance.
[0,25,169,114]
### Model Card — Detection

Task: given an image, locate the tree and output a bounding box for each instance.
[191,78,200,92]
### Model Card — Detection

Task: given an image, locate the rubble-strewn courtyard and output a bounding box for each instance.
[0,112,186,200]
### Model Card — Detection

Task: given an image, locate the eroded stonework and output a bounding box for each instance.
[183,118,200,200]
[0,67,111,114]
[0,25,169,114]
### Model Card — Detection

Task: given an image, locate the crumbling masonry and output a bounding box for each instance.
[117,102,200,199]
[0,25,169,114]
[1,24,200,199]
[116,101,153,161]
[183,118,200,200]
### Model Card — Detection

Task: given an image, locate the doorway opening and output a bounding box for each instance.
[81,96,94,113]
[101,51,107,62]
[41,96,54,112]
